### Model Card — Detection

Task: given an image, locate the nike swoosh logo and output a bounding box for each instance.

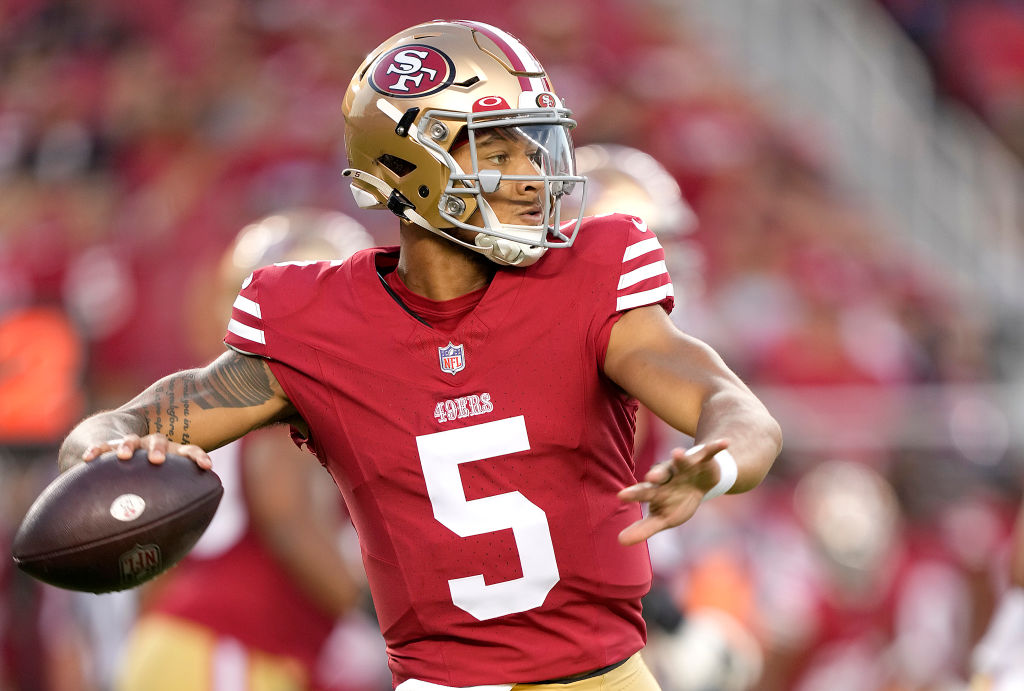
[632,218,649,233]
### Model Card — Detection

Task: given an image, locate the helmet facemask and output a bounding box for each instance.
[418,109,587,266]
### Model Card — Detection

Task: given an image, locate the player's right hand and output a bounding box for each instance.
[83,434,213,470]
[616,439,730,545]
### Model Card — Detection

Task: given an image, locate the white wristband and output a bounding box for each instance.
[701,450,738,502]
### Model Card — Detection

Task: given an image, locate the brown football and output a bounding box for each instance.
[11,450,223,593]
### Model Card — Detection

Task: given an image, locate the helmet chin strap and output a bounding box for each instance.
[422,216,543,267]
[472,234,545,267]
[471,196,547,267]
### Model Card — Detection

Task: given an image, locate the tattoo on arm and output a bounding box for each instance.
[191,355,276,409]
[58,354,282,472]
[134,355,277,445]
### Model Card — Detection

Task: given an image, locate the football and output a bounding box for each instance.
[11,450,223,593]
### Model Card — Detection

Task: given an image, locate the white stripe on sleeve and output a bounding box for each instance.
[227,319,265,345]
[622,237,662,262]
[618,260,668,290]
[232,294,261,318]
[616,283,675,312]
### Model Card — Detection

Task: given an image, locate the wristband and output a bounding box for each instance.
[701,450,738,502]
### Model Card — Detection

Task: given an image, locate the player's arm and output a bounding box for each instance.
[58,349,295,473]
[603,304,782,545]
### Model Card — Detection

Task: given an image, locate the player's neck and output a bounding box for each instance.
[398,224,496,301]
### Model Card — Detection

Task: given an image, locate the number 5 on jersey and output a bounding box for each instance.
[416,416,560,620]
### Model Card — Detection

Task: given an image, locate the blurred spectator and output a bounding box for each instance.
[878,0,1024,159]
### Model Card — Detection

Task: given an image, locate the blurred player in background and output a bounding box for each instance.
[59,20,782,689]
[566,145,763,690]
[970,492,1024,690]
[115,209,386,691]
[566,142,701,480]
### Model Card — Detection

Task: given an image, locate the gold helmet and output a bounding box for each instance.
[223,208,374,285]
[190,208,376,360]
[567,144,696,237]
[342,20,586,267]
[565,144,705,318]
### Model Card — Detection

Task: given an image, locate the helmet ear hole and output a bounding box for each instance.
[377,154,417,177]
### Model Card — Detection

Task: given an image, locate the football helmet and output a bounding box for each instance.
[566,144,704,318]
[566,144,696,238]
[192,208,375,359]
[224,208,375,289]
[342,20,586,267]
[794,459,900,576]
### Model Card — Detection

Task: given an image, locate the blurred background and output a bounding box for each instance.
[2,0,1023,689]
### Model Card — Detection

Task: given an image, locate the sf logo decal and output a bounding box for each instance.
[370,45,455,97]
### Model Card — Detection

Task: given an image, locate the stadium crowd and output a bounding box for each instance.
[1,0,1021,689]
[878,0,1024,159]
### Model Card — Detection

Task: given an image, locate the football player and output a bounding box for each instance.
[58,20,782,691]
[115,209,383,691]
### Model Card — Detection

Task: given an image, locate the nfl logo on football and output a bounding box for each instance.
[438,342,466,375]
[120,543,162,585]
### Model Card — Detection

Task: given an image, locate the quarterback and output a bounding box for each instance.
[58,20,782,691]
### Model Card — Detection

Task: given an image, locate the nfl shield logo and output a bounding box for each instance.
[119,543,162,586]
[438,342,466,375]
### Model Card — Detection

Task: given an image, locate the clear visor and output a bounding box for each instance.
[465,124,576,183]
[422,111,587,249]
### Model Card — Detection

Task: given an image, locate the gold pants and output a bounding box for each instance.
[115,614,310,691]
[512,654,660,691]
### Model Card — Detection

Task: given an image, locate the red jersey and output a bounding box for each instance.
[224,214,675,687]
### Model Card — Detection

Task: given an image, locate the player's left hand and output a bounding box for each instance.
[616,439,729,545]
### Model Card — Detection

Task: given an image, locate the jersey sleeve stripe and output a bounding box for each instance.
[622,237,662,262]
[232,294,262,318]
[227,318,266,345]
[618,260,668,290]
[616,283,675,312]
